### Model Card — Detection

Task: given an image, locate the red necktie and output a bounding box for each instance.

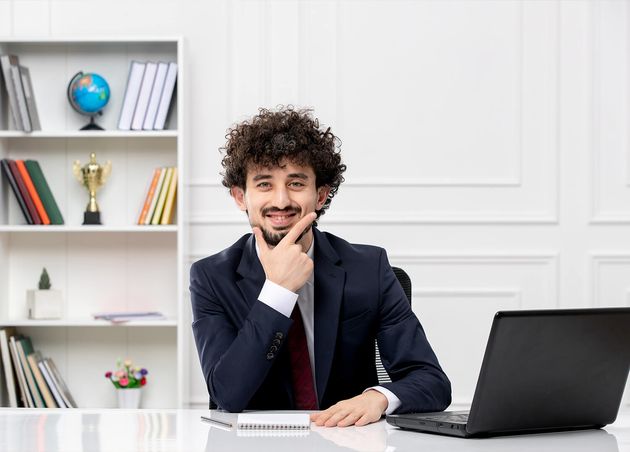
[288,304,318,410]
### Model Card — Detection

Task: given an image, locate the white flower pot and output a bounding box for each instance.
[26,289,63,319]
[117,388,142,409]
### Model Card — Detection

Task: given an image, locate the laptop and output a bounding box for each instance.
[386,307,630,438]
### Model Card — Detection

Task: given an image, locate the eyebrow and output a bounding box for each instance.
[251,172,310,181]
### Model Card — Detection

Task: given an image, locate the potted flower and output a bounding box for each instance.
[105,358,148,408]
[26,268,63,319]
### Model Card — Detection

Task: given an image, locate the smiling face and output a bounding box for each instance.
[231,160,330,250]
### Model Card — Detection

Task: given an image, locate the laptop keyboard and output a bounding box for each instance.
[421,412,469,424]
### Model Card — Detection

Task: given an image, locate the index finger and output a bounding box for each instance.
[279,212,316,246]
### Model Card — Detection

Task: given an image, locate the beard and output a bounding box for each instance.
[250,206,312,247]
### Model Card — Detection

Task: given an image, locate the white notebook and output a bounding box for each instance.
[202,412,310,430]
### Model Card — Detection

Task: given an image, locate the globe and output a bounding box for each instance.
[67,72,110,130]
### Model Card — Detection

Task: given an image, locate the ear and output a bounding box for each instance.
[230,186,248,212]
[316,186,331,210]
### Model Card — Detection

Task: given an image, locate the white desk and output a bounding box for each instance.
[0,408,628,452]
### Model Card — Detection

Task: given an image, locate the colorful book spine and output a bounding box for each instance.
[44,358,77,408]
[144,168,165,225]
[26,353,57,408]
[15,338,44,408]
[8,160,41,224]
[137,168,161,225]
[160,167,178,225]
[9,336,32,407]
[24,160,64,225]
[154,62,178,130]
[0,328,18,407]
[0,55,23,130]
[151,167,173,225]
[1,159,32,224]
[15,160,50,225]
[38,360,66,408]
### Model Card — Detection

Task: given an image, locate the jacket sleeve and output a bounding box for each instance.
[190,261,293,412]
[376,250,452,413]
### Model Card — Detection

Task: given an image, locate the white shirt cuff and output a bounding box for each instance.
[364,386,402,415]
[257,279,298,318]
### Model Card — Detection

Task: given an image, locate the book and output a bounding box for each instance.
[11,62,31,132]
[0,328,18,407]
[201,412,310,430]
[1,158,33,224]
[144,168,166,225]
[15,160,50,225]
[93,311,166,323]
[19,66,41,131]
[9,335,33,407]
[160,167,177,225]
[0,55,23,130]
[15,338,44,408]
[131,61,158,130]
[8,159,40,224]
[143,62,168,130]
[38,359,66,408]
[137,168,161,224]
[151,167,173,225]
[153,62,177,130]
[118,61,146,130]
[44,358,77,408]
[26,352,58,408]
[24,160,64,224]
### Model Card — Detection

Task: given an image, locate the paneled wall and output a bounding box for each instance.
[2,0,628,407]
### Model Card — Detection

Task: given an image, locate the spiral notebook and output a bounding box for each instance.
[201,412,310,430]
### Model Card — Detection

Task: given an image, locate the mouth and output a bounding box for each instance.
[265,211,298,229]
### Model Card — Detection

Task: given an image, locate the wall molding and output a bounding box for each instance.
[589,1,630,224]
[187,211,557,225]
[590,253,630,306]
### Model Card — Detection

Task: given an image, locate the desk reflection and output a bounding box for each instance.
[387,427,619,452]
[204,421,619,452]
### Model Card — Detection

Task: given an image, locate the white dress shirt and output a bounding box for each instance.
[256,238,402,414]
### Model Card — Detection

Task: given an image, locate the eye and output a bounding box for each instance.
[256,182,271,189]
[289,181,305,188]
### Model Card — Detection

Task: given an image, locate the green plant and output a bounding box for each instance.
[38,268,51,290]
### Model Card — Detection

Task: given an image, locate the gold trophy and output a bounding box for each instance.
[73,152,112,225]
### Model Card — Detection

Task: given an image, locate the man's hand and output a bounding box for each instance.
[253,212,316,293]
[310,390,388,427]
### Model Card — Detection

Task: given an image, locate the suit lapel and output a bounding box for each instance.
[235,234,293,405]
[313,229,345,405]
[235,234,265,310]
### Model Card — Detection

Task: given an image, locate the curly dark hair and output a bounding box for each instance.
[220,105,346,219]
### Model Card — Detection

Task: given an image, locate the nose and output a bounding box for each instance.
[271,186,291,209]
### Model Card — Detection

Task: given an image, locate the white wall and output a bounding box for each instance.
[2,0,628,407]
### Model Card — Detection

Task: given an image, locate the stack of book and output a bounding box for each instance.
[137,167,177,225]
[93,311,167,324]
[0,327,77,408]
[0,54,41,132]
[0,159,64,225]
[118,60,177,131]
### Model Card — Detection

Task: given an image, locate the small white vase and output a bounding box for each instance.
[117,388,142,409]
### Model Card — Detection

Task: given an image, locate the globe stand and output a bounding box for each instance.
[80,116,104,131]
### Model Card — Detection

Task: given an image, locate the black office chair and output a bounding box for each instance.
[209,266,412,408]
[375,266,412,384]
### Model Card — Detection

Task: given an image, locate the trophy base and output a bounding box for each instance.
[83,211,101,225]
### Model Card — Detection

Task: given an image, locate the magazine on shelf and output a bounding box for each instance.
[93,311,167,323]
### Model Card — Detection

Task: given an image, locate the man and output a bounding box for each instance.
[190,106,451,427]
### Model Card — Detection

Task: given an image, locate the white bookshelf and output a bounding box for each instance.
[0,37,185,409]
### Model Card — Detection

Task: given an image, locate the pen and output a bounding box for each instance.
[201,415,233,429]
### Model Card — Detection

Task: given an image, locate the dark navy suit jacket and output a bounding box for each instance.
[190,228,451,413]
